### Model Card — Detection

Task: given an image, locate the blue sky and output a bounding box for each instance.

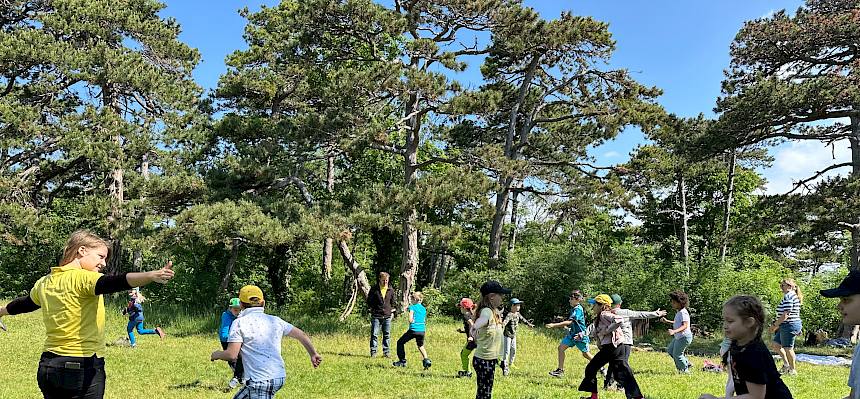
[159,0,849,194]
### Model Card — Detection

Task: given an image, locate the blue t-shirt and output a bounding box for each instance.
[408,303,427,332]
[219,310,237,342]
[127,302,144,323]
[567,304,587,337]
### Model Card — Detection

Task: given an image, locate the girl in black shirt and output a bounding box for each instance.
[699,295,793,399]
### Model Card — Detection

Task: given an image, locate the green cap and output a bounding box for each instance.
[610,294,623,305]
[229,298,241,308]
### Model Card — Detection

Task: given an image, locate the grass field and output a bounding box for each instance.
[0,304,849,399]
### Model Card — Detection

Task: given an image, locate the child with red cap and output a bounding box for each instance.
[456,297,477,378]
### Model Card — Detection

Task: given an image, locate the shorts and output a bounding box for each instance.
[773,320,802,348]
[561,334,590,353]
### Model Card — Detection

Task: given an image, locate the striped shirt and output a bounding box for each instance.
[776,291,801,324]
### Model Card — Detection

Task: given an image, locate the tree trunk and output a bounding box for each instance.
[508,187,520,252]
[720,151,736,263]
[322,155,334,283]
[336,239,371,298]
[678,175,690,279]
[398,94,421,314]
[489,57,540,267]
[489,176,514,266]
[432,251,450,289]
[849,116,860,271]
[219,238,240,293]
[131,152,149,273]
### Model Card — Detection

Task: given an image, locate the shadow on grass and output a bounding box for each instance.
[167,379,223,392]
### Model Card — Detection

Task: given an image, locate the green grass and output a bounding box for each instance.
[0,306,850,399]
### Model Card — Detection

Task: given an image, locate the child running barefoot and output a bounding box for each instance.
[819,270,860,399]
[471,280,511,399]
[123,288,164,348]
[546,289,593,378]
[577,294,644,399]
[660,290,694,373]
[392,292,431,370]
[500,298,533,376]
[456,297,477,378]
[219,297,244,390]
[698,295,793,399]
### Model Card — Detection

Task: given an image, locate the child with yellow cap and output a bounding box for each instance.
[578,294,645,399]
[211,285,322,399]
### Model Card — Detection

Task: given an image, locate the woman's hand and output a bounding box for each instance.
[149,261,175,284]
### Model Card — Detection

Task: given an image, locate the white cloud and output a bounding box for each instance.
[761,139,852,195]
[603,150,621,158]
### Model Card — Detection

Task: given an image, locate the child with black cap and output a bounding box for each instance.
[820,271,860,399]
[470,280,512,399]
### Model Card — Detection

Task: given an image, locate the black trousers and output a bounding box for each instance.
[37,352,106,399]
[473,357,497,399]
[221,341,244,380]
[604,343,632,389]
[396,329,425,361]
[579,344,642,399]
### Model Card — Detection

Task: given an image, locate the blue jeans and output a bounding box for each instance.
[667,334,692,371]
[127,321,156,346]
[370,316,392,356]
[773,320,802,348]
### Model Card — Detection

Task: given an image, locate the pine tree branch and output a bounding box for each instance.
[786,162,853,194]
[370,141,406,156]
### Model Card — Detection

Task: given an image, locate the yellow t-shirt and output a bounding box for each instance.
[474,307,503,360]
[380,286,388,299]
[29,264,105,357]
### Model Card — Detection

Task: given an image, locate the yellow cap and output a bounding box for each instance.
[594,294,612,306]
[239,285,265,305]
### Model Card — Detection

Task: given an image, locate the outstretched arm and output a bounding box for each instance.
[1,296,40,317]
[288,327,322,368]
[211,342,242,363]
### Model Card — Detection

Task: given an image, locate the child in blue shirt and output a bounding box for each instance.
[393,292,432,370]
[123,288,164,348]
[219,297,243,390]
[546,289,594,377]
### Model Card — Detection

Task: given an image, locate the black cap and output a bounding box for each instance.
[821,271,860,298]
[480,280,512,296]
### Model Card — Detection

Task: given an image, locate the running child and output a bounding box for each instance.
[392,292,431,369]
[500,298,533,376]
[457,297,477,378]
[698,295,793,399]
[123,288,165,347]
[546,289,593,377]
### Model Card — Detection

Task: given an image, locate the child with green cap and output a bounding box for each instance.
[219,297,243,390]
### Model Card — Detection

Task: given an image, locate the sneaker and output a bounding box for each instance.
[548,368,564,377]
[383,353,391,358]
[785,368,797,376]
[422,358,432,370]
[392,360,407,367]
[370,352,377,358]
[155,327,165,340]
[680,367,693,375]
[227,377,239,389]
[456,370,473,378]
[502,367,510,376]
[599,367,607,377]
[778,364,791,374]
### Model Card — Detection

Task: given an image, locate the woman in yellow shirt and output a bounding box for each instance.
[470,280,511,399]
[0,230,175,399]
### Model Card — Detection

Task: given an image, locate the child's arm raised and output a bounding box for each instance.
[288,327,322,368]
[545,319,572,329]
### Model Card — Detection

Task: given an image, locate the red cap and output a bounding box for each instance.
[458,298,476,309]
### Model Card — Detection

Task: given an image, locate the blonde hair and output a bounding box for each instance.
[130,288,146,304]
[411,291,423,302]
[477,294,502,324]
[781,278,804,304]
[60,230,109,266]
